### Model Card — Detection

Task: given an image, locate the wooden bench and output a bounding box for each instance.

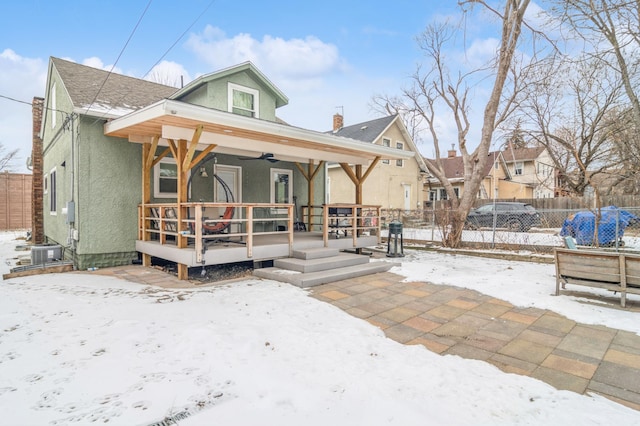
[554,247,640,307]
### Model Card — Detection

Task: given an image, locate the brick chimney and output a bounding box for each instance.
[332,113,343,132]
[31,97,44,244]
[448,144,457,158]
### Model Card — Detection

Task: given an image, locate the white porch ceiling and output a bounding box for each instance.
[104,99,414,165]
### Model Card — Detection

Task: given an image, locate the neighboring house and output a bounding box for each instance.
[424,148,531,203]
[0,172,32,231]
[37,58,412,277]
[501,145,556,198]
[326,114,428,210]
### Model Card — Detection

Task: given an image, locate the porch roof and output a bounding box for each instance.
[104,99,414,165]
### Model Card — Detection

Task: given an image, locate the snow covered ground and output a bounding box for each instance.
[1,230,639,425]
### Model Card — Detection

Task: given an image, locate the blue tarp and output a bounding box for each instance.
[560,206,638,246]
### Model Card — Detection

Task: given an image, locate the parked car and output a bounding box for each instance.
[465,202,541,232]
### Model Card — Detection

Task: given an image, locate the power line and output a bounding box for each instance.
[0,94,35,107]
[87,0,216,125]
[82,0,154,115]
[0,94,71,116]
[141,0,216,79]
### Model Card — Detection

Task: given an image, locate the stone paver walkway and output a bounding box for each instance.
[310,272,640,411]
[87,265,640,411]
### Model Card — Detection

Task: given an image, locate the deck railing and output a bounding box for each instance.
[302,204,382,246]
[137,202,382,265]
[138,202,294,261]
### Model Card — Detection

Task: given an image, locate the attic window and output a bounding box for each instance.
[361,126,368,130]
[228,83,259,118]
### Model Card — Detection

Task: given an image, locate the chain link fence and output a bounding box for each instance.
[380,206,640,253]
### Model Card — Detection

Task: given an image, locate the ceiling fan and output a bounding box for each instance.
[237,152,279,163]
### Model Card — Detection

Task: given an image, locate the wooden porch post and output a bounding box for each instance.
[175,139,188,279]
[141,136,159,267]
[339,157,380,247]
[295,160,324,231]
[339,157,380,202]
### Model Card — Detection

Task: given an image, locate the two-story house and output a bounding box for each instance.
[327,114,428,211]
[501,145,556,198]
[424,148,531,203]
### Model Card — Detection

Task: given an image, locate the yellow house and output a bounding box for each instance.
[502,145,556,198]
[326,114,428,210]
[425,148,531,203]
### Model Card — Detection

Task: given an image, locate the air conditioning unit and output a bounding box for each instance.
[31,245,63,265]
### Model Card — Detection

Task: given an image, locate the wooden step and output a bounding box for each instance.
[253,261,398,287]
[275,252,368,273]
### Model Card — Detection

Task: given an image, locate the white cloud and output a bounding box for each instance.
[81,56,123,75]
[144,60,191,88]
[0,50,47,172]
[186,25,345,88]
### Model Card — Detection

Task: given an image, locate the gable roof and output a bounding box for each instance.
[328,115,428,172]
[426,151,508,180]
[50,57,177,118]
[169,61,289,108]
[330,115,396,142]
[502,146,545,162]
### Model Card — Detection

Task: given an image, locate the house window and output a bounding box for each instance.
[396,142,404,167]
[454,188,459,198]
[49,168,57,215]
[439,189,447,200]
[429,190,436,201]
[154,158,178,198]
[44,173,48,195]
[270,168,292,213]
[228,83,259,118]
[382,138,390,164]
[514,161,524,175]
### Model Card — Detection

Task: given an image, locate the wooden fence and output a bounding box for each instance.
[430,195,640,211]
[0,172,32,231]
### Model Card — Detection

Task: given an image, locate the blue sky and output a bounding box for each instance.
[0,0,490,172]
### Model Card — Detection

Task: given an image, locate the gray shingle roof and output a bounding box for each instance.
[426,151,502,179]
[501,146,545,162]
[329,115,396,142]
[51,57,177,115]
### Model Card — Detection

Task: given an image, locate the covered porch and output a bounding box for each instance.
[104,99,413,279]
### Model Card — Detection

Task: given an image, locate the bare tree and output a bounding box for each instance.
[373,0,533,247]
[551,0,640,130]
[607,107,640,194]
[0,142,18,172]
[518,55,628,196]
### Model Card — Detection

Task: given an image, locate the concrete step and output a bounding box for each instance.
[275,252,368,273]
[253,261,399,288]
[292,247,340,260]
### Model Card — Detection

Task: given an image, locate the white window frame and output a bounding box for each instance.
[514,161,524,175]
[396,141,404,167]
[154,158,180,198]
[43,173,49,195]
[382,138,391,164]
[270,168,293,214]
[49,167,57,215]
[228,82,259,118]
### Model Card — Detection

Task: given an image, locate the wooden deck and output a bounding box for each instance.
[138,203,381,270]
